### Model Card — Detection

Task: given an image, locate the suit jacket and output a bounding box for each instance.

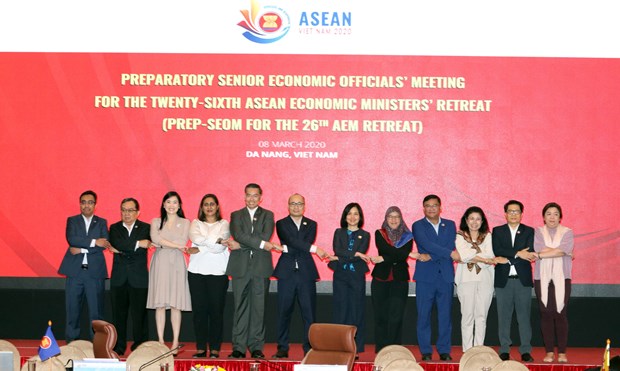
[273,216,319,281]
[330,228,370,276]
[226,206,275,278]
[58,214,109,279]
[492,223,535,288]
[412,217,457,284]
[108,219,151,288]
[371,230,413,281]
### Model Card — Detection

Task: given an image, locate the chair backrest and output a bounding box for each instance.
[0,339,21,371]
[459,345,498,369]
[68,340,95,358]
[57,345,87,367]
[301,323,357,371]
[461,352,502,371]
[92,320,119,359]
[126,344,174,371]
[383,358,424,371]
[374,345,416,368]
[492,360,529,370]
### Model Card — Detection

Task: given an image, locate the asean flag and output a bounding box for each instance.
[38,321,60,361]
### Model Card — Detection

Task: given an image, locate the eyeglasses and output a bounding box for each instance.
[506,210,522,215]
[289,202,305,207]
[121,208,137,213]
[424,204,440,209]
[80,200,95,205]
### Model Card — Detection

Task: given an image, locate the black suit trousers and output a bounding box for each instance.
[110,282,148,352]
[276,272,316,352]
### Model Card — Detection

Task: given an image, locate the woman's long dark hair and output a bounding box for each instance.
[159,191,185,229]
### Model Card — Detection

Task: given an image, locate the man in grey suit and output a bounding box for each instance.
[226,183,282,359]
[492,200,537,362]
[58,190,110,342]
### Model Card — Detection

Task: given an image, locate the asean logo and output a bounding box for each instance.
[238,0,290,44]
[40,336,52,349]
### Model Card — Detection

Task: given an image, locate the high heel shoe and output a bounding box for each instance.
[543,352,554,362]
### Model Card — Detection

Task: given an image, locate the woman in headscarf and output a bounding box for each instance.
[534,202,574,363]
[370,206,415,353]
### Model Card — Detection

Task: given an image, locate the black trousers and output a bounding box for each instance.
[333,270,366,352]
[371,279,409,353]
[276,272,316,352]
[188,272,229,351]
[110,282,148,353]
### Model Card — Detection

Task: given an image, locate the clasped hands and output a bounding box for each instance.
[516,248,538,262]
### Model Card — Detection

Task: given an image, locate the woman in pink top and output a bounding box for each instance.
[533,202,574,364]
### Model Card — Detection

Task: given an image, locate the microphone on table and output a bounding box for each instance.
[139,344,184,371]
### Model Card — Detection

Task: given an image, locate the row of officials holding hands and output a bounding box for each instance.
[58,184,574,364]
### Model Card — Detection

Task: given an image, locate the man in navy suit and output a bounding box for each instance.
[412,194,459,361]
[108,197,151,355]
[58,190,110,342]
[492,200,536,362]
[272,194,329,358]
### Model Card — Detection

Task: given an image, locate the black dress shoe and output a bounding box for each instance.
[251,350,265,359]
[521,353,534,362]
[421,353,432,361]
[499,353,510,361]
[440,353,452,361]
[209,350,220,358]
[272,349,289,359]
[228,350,246,358]
[192,351,207,358]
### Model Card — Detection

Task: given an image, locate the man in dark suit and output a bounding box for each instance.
[226,183,281,359]
[412,194,459,361]
[492,200,536,362]
[58,190,110,342]
[272,194,328,358]
[108,197,151,355]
